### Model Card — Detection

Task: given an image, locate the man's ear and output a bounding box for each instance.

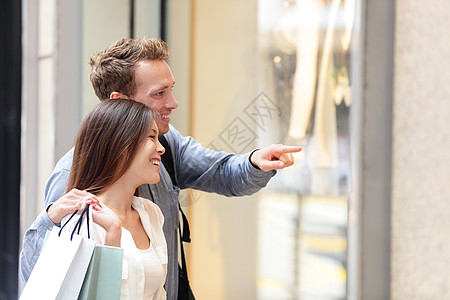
[110,92,128,99]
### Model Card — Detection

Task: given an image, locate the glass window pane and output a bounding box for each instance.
[167,0,360,298]
[256,0,358,298]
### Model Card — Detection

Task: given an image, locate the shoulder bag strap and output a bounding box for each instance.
[159,135,192,270]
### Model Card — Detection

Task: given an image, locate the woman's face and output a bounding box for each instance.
[126,120,165,186]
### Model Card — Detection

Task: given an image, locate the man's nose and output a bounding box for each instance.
[167,93,178,109]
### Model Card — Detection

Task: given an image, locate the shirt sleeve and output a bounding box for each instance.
[165,125,276,196]
[19,150,73,283]
[19,208,55,283]
[43,155,72,208]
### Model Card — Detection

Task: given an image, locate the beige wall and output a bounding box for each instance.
[82,0,131,115]
[189,0,259,299]
[166,0,192,136]
[391,0,450,298]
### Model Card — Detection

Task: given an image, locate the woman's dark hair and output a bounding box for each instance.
[66,99,156,195]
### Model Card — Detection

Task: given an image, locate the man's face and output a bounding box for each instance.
[132,60,178,135]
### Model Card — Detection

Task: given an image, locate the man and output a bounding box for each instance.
[20,38,302,298]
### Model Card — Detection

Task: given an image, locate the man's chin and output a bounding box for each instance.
[157,123,170,135]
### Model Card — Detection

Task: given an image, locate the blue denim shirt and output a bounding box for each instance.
[20,125,275,299]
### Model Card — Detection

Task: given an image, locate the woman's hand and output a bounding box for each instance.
[47,189,100,224]
[48,189,121,247]
[92,205,122,247]
[75,194,122,247]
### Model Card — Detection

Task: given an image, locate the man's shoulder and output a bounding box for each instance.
[165,124,196,147]
[44,148,74,205]
[54,147,74,172]
[165,124,181,139]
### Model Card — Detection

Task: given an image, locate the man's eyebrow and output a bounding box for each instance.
[149,86,165,94]
[149,82,175,94]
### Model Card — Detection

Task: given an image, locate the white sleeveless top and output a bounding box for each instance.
[121,224,166,299]
[63,197,168,299]
[114,198,168,300]
[137,243,166,298]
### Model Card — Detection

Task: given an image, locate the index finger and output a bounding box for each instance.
[276,145,302,154]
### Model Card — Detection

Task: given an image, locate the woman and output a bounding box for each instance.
[60,99,167,299]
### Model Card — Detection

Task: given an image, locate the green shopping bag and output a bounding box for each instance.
[78,245,123,300]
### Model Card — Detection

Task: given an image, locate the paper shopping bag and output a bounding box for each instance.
[20,226,96,300]
[78,245,123,300]
[20,206,96,300]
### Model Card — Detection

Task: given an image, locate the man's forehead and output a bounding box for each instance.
[134,61,174,90]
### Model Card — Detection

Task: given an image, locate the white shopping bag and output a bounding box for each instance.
[20,207,96,300]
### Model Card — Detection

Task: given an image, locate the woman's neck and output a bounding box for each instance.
[96,178,138,218]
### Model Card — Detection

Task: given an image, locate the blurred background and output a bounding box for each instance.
[1,0,449,299]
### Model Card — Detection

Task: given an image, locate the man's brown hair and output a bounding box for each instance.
[89,37,170,100]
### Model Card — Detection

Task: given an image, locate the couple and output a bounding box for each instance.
[20,38,302,299]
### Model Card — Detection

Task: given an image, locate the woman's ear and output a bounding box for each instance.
[110,92,128,99]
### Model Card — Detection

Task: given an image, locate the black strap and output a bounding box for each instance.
[59,204,91,240]
[159,135,191,242]
[178,219,189,278]
[71,204,91,240]
[59,209,78,236]
[178,206,195,299]
[159,135,191,258]
[160,135,195,299]
[159,135,178,186]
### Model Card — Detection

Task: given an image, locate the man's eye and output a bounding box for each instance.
[155,91,164,97]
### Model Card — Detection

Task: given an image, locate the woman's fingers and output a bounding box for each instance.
[47,190,101,224]
[75,194,100,211]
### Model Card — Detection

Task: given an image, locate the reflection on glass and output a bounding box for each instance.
[257,0,357,299]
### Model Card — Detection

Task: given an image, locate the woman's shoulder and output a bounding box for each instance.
[134,197,166,249]
[134,196,164,220]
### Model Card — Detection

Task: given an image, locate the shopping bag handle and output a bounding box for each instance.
[59,204,91,240]
[59,209,78,236]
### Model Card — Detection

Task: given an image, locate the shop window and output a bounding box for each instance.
[256,0,358,298]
